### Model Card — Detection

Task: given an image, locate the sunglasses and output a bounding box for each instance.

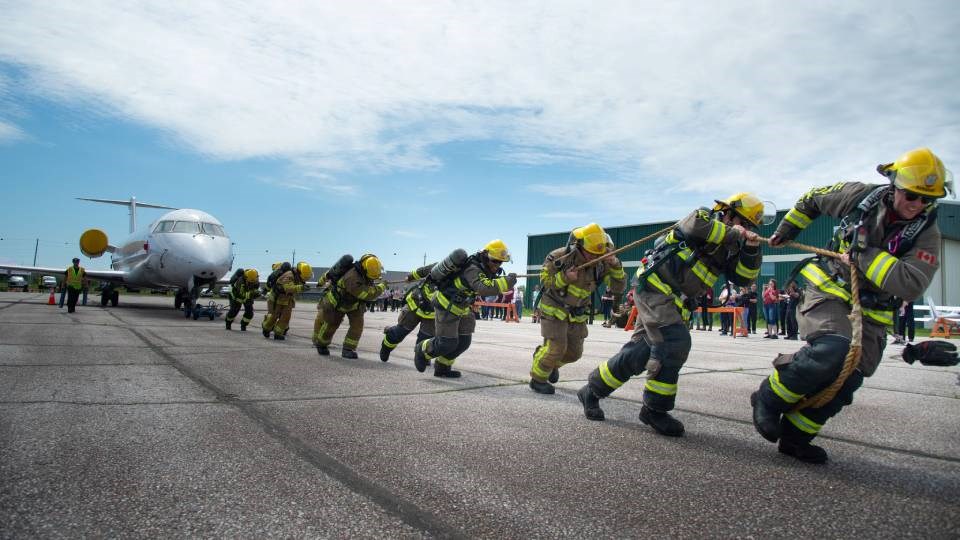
[898,189,936,204]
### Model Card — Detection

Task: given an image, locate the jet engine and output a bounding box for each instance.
[80,229,110,258]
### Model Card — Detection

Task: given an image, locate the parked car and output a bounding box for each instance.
[7,275,27,291]
[41,276,58,288]
[218,286,231,298]
[199,287,213,297]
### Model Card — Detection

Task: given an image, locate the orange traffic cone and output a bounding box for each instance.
[48,289,56,305]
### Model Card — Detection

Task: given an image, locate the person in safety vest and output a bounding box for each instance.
[312,254,386,358]
[751,148,959,464]
[577,193,764,436]
[530,223,626,394]
[64,257,89,313]
[261,261,311,340]
[225,268,261,331]
[413,240,517,378]
[380,263,437,362]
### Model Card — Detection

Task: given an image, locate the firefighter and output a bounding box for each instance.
[413,240,517,378]
[261,261,311,340]
[577,193,764,436]
[225,268,260,331]
[261,262,283,330]
[530,223,627,394]
[380,264,436,362]
[313,254,386,358]
[751,148,958,464]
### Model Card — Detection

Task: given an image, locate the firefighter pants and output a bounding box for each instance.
[530,315,588,383]
[383,306,435,352]
[226,298,254,326]
[586,288,691,412]
[313,299,365,351]
[263,298,294,335]
[756,294,884,443]
[420,305,475,367]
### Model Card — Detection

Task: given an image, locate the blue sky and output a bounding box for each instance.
[1,1,958,281]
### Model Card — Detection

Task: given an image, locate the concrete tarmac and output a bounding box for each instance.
[1,292,958,538]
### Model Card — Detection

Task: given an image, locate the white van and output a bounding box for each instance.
[42,276,58,288]
[7,275,27,291]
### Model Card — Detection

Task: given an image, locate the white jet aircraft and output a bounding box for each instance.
[0,197,234,314]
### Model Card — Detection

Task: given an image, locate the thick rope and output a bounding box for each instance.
[756,236,863,411]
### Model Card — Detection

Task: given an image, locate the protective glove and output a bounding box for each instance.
[405,273,417,282]
[902,341,959,366]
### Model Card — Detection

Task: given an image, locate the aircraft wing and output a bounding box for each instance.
[0,264,128,283]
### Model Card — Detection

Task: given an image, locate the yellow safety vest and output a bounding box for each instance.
[66,266,85,289]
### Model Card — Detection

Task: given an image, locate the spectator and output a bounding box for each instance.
[784,281,800,340]
[699,289,713,331]
[718,282,736,335]
[746,283,758,334]
[762,279,779,339]
[896,299,915,344]
[514,287,524,320]
[601,289,614,322]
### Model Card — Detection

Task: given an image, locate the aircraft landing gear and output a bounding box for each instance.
[100,284,119,307]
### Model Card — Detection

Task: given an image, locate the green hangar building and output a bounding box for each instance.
[525,200,960,309]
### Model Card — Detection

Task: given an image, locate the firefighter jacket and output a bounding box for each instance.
[324,267,386,313]
[539,247,627,323]
[404,264,437,320]
[230,277,260,303]
[642,208,762,312]
[274,270,304,306]
[433,253,517,317]
[774,182,941,328]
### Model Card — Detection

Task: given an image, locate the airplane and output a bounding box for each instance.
[0,197,234,315]
[925,295,960,324]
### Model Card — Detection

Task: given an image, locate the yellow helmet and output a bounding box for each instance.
[244,269,259,283]
[878,147,953,199]
[714,192,764,227]
[359,254,383,279]
[271,261,282,271]
[483,239,511,262]
[572,222,612,255]
[296,262,313,280]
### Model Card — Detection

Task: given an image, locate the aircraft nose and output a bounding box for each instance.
[189,237,232,278]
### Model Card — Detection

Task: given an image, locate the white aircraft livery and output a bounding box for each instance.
[0,197,234,313]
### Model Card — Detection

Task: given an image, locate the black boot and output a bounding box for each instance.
[240,323,247,331]
[577,386,605,421]
[262,328,271,338]
[342,349,358,359]
[751,379,790,443]
[529,379,555,394]
[316,344,330,356]
[778,420,828,463]
[273,334,285,341]
[434,363,461,378]
[639,406,684,437]
[548,368,560,384]
[225,320,232,330]
[414,343,429,373]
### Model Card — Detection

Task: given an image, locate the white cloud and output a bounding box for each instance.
[0,0,957,208]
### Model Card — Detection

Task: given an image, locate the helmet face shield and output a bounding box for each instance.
[296,262,313,280]
[361,255,383,279]
[580,229,609,255]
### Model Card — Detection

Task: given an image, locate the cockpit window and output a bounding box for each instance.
[153,221,175,233]
[201,222,225,236]
[171,221,201,233]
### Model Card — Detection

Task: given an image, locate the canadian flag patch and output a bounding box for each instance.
[916,250,937,265]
